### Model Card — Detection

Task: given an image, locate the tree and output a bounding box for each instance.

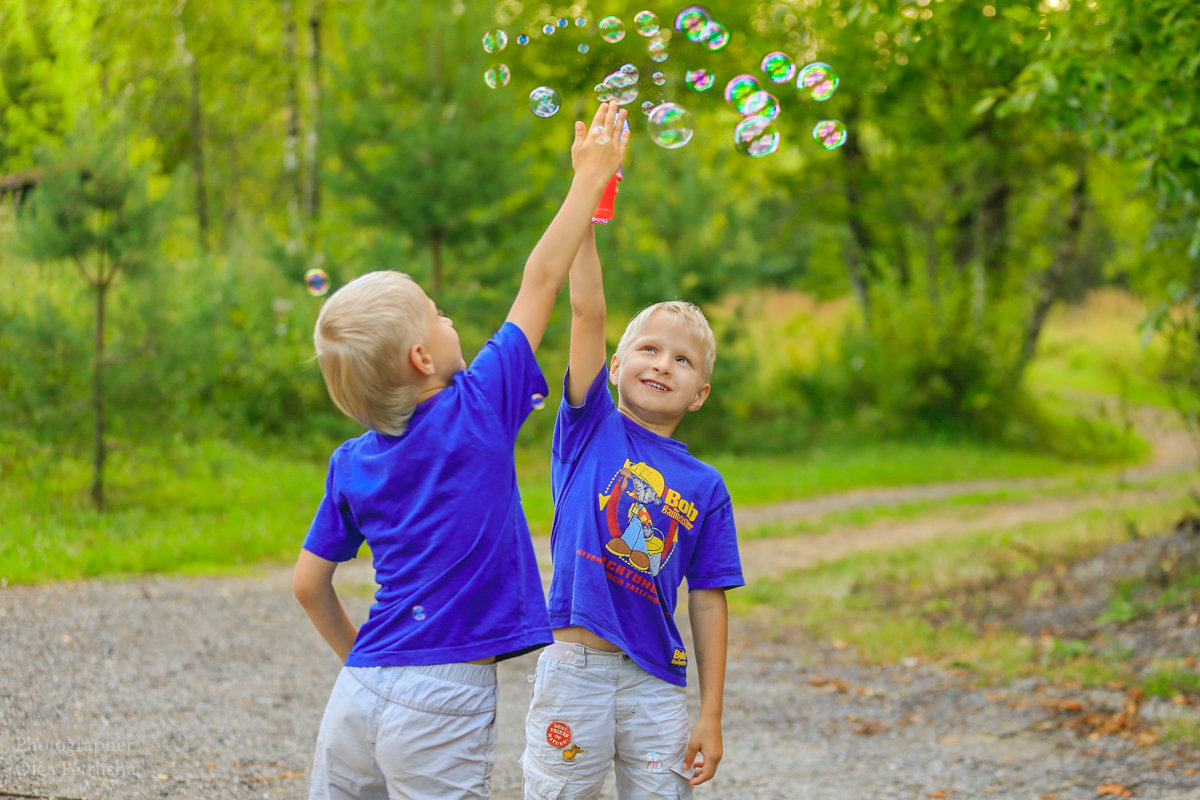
[19,117,166,509]
[322,0,532,297]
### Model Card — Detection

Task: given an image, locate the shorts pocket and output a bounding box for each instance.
[520,750,569,799]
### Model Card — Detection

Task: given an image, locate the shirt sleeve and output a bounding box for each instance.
[302,455,365,562]
[463,322,549,442]
[684,485,745,591]
[552,365,613,465]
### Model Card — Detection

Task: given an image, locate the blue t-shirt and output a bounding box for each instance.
[304,322,553,666]
[548,367,744,686]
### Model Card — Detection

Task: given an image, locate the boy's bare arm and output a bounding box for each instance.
[685,587,729,785]
[293,549,358,663]
[565,226,606,405]
[506,102,628,355]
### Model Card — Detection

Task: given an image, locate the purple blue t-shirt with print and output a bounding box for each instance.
[547,366,744,686]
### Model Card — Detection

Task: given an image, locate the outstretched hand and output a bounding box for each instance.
[571,101,629,184]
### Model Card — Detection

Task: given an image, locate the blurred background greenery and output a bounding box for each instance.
[2,0,1198,582]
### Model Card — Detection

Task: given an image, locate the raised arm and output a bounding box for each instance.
[565,225,606,405]
[506,102,629,354]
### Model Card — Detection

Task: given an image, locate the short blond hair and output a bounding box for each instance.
[314,271,426,435]
[614,301,717,381]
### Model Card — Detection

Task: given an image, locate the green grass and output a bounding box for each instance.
[737,470,1198,541]
[730,494,1198,694]
[0,436,325,584]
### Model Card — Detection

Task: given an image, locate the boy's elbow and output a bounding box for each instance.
[571,298,606,321]
[292,560,329,608]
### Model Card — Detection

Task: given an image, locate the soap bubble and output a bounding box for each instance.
[599,16,625,43]
[641,100,656,114]
[675,6,709,38]
[482,29,507,53]
[740,90,779,120]
[761,52,796,83]
[557,17,568,28]
[517,34,530,45]
[724,74,759,108]
[599,70,639,105]
[651,71,666,86]
[647,102,694,149]
[812,119,847,149]
[411,605,427,621]
[735,116,781,157]
[798,62,839,101]
[635,10,660,36]
[575,16,588,27]
[304,268,329,297]
[648,39,668,62]
[543,23,555,35]
[531,393,546,410]
[484,65,510,89]
[579,44,589,53]
[703,21,730,50]
[620,63,640,80]
[685,69,714,92]
[529,86,561,118]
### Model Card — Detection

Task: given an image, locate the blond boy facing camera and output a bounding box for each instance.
[522,222,744,798]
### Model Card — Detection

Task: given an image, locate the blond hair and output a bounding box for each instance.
[313,271,426,435]
[614,301,717,381]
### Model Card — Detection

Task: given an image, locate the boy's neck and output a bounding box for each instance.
[615,404,683,439]
[414,375,453,406]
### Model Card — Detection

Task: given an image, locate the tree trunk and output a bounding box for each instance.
[92,279,108,510]
[841,100,873,321]
[430,227,444,296]
[1012,156,1088,383]
[306,0,322,224]
[176,7,207,253]
[284,0,302,244]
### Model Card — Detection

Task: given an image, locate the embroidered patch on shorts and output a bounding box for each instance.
[645,751,665,772]
[546,721,572,749]
[560,743,586,764]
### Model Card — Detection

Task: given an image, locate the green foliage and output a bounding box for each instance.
[0,0,97,171]
[19,116,165,276]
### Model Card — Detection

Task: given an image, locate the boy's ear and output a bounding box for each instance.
[409,342,435,376]
[687,382,711,413]
[608,353,621,386]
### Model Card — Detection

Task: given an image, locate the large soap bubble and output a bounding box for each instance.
[798,62,839,101]
[529,86,561,118]
[647,102,694,149]
[734,116,781,157]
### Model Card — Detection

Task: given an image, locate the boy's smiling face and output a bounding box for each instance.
[609,311,711,437]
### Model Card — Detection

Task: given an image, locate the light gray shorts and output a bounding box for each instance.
[522,641,693,799]
[309,662,498,800]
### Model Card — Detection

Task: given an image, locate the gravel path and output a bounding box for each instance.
[1,416,1196,799]
[3,552,1198,800]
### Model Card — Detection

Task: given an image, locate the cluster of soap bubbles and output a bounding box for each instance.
[480,5,848,156]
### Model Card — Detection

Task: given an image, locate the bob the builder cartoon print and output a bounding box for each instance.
[597,460,691,577]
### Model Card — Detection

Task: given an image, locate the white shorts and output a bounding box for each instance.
[522,641,694,800]
[309,663,498,800]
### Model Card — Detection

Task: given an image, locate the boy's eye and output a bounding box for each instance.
[676,355,690,365]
